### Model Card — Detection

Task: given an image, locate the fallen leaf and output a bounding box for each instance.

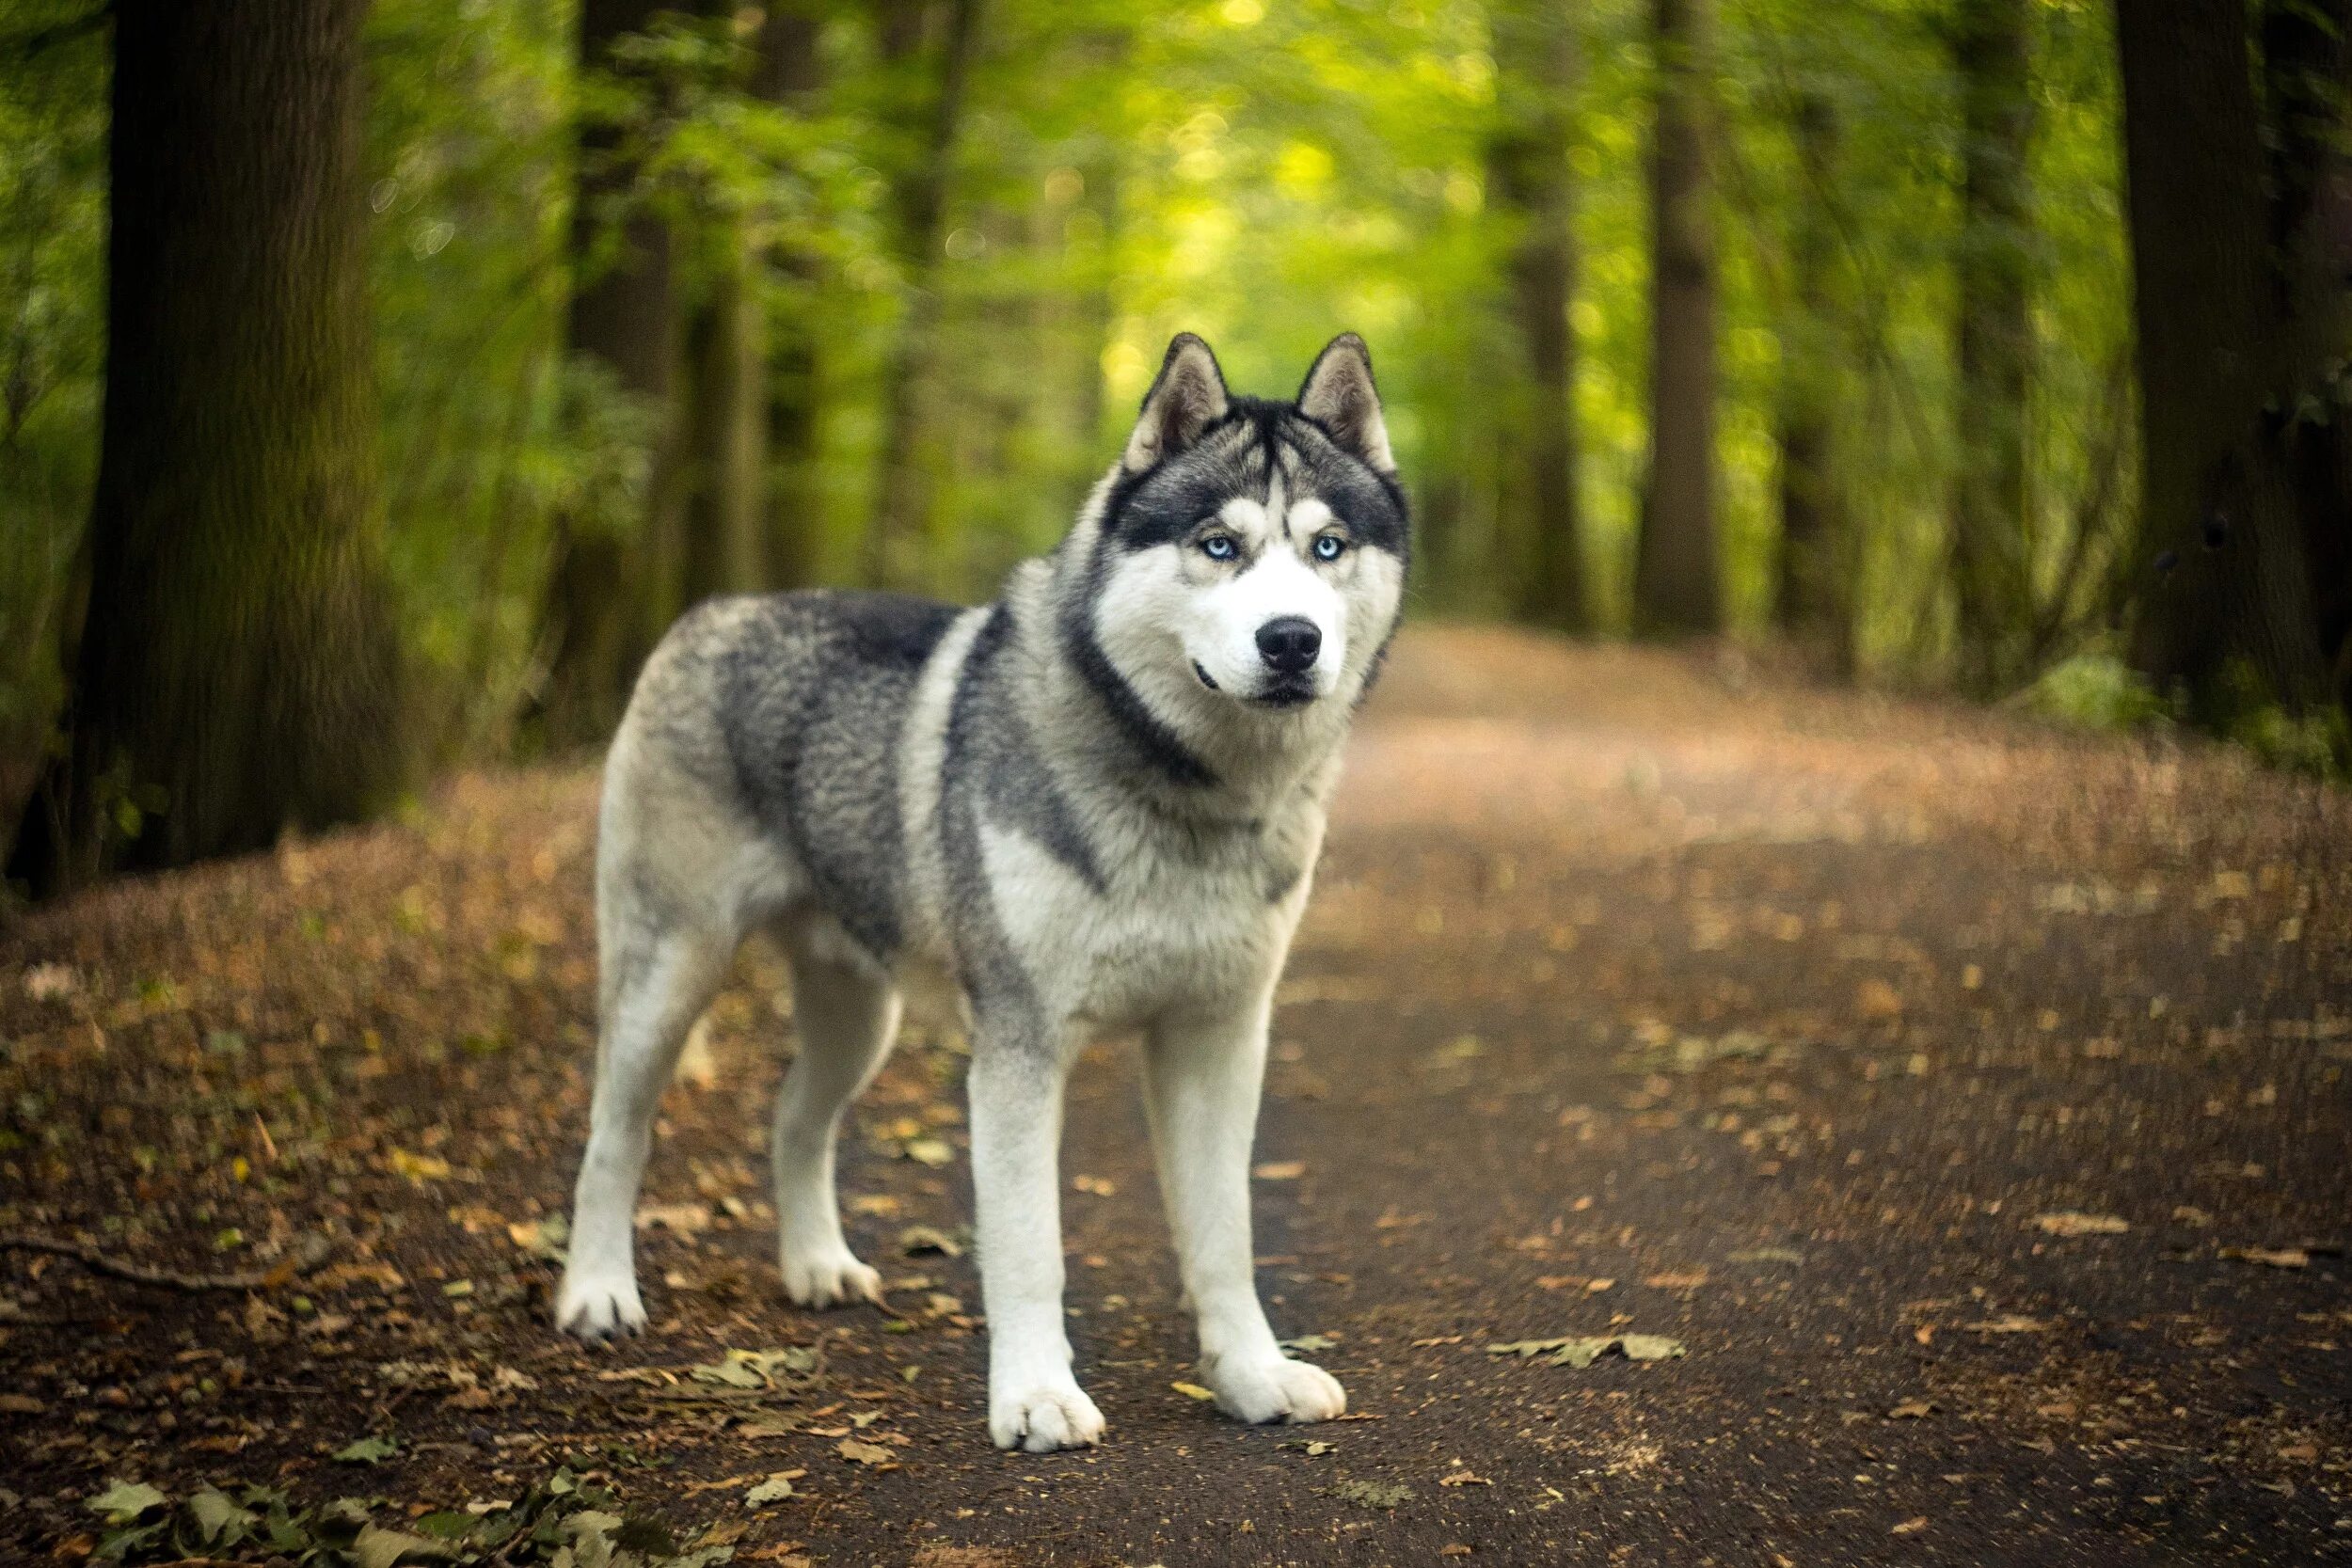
[85,1482,167,1527]
[1856,978,1905,1020]
[1253,1161,1307,1180]
[1961,1314,2047,1334]
[333,1433,400,1464]
[1888,1399,1937,1419]
[1728,1246,1805,1266]
[836,1438,896,1465]
[745,1474,798,1508]
[1171,1381,1216,1401]
[1438,1469,1491,1486]
[2034,1212,2129,1237]
[1279,1333,1338,1354]
[2218,1245,2310,1268]
[1643,1269,1708,1289]
[898,1225,962,1258]
[1891,1516,1930,1536]
[902,1137,955,1167]
[386,1148,450,1183]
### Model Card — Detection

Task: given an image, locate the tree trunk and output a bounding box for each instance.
[1773,88,1851,674]
[539,0,685,747]
[2115,0,2338,723]
[678,226,769,604]
[1632,0,1723,637]
[755,2,826,591]
[1490,2,1587,634]
[7,0,404,897]
[1949,0,2036,696]
[864,0,983,592]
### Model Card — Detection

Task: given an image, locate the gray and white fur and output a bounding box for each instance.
[555,333,1408,1451]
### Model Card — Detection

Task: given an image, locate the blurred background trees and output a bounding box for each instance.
[0,0,2345,894]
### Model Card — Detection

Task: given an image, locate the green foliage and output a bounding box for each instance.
[2014,649,2169,731]
[0,0,2308,813]
[79,1467,729,1567]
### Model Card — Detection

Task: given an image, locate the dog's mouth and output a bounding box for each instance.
[1249,675,1318,709]
[1196,659,1315,708]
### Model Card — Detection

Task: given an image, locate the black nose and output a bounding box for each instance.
[1255,616,1322,674]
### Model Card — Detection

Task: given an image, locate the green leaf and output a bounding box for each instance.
[86,1481,168,1526]
[1327,1478,1412,1510]
[334,1433,401,1464]
[1618,1333,1687,1362]
[353,1523,451,1568]
[187,1486,254,1544]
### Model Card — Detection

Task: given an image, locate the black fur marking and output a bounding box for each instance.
[951,606,1108,895]
[1057,540,1221,790]
[719,591,960,960]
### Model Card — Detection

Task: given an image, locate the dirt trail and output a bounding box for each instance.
[3,626,2347,1566]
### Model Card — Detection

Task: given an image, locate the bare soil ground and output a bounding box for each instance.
[2,625,2348,1567]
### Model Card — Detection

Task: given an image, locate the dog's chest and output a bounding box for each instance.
[976,809,1314,1025]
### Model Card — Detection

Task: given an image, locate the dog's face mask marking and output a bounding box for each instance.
[1093,333,1407,716]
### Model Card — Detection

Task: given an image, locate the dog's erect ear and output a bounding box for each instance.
[1123,333,1229,472]
[1296,332,1394,473]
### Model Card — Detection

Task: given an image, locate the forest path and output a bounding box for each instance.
[2,626,2347,1566]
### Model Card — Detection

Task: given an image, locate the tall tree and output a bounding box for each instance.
[8,0,405,896]
[864,0,984,592]
[539,0,686,747]
[2114,0,2349,731]
[754,1,827,592]
[1490,1,1587,634]
[1772,86,1851,673]
[1632,0,1723,637]
[1948,0,2035,695]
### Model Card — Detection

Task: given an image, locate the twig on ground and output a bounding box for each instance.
[0,1229,336,1292]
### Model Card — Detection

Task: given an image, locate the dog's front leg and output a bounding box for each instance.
[1145,991,1345,1426]
[967,1031,1104,1451]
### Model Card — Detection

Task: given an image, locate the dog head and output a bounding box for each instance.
[1078,333,1408,731]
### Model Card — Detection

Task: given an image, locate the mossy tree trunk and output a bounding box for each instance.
[1772,87,1851,675]
[1491,1,1588,635]
[865,0,984,593]
[1632,0,1724,637]
[755,1,826,592]
[539,0,686,748]
[8,0,405,897]
[2115,0,2345,733]
[1949,0,2036,696]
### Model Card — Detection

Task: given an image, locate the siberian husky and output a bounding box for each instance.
[555,333,1408,1451]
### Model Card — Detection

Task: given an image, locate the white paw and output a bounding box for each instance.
[780,1244,882,1309]
[555,1266,646,1339]
[1206,1354,1346,1425]
[989,1379,1105,1452]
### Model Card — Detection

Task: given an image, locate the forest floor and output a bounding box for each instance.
[2,625,2349,1568]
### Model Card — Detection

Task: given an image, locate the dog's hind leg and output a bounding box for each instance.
[557,912,734,1339]
[770,922,899,1308]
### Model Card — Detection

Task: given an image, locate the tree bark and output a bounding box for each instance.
[1772,87,1851,674]
[2115,0,2339,723]
[539,0,685,747]
[1490,2,1587,634]
[1949,0,2036,696]
[8,0,404,896]
[754,1,826,592]
[1632,0,1723,637]
[864,0,983,592]
[678,225,769,604]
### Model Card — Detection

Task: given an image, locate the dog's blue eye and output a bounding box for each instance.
[1201,534,1237,561]
[1313,534,1346,562]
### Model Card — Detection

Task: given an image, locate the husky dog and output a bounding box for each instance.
[554,333,1407,1451]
